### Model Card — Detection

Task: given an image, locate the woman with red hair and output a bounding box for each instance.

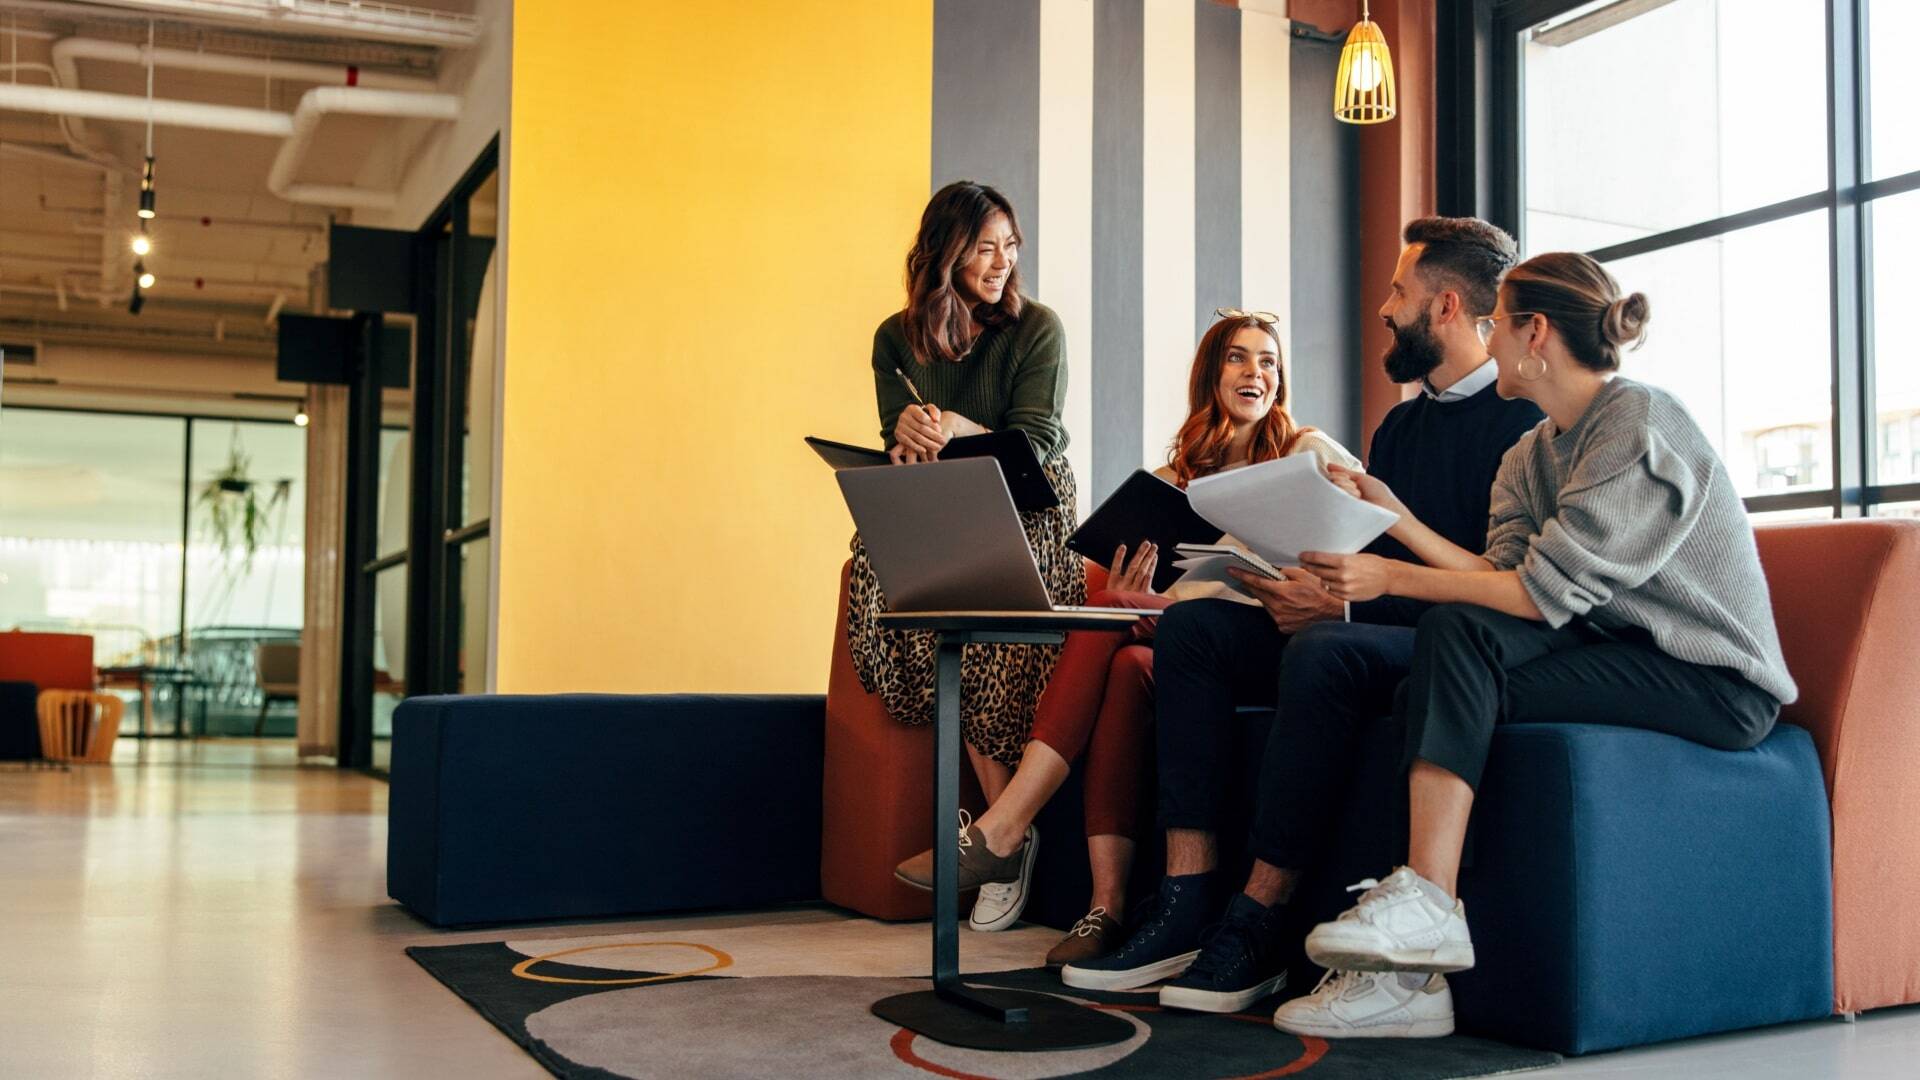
[893,310,1359,964]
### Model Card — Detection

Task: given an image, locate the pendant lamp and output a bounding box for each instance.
[1334,1,1397,125]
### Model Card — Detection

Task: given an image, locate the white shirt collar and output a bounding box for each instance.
[1423,358,1498,402]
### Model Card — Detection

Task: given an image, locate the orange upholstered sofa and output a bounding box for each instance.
[1754,520,1920,1015]
[0,630,95,692]
[820,521,1920,1017]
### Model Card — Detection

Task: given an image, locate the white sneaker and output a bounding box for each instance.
[1304,867,1474,973]
[1273,969,1455,1038]
[968,826,1038,932]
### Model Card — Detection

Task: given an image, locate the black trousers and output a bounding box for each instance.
[1248,621,1415,869]
[1398,603,1780,792]
[1153,599,1290,833]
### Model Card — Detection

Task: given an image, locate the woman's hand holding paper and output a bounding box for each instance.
[1299,551,1399,602]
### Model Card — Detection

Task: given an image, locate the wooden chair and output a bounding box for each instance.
[254,642,301,736]
[34,690,125,764]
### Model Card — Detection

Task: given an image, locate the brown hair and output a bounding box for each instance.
[901,181,1026,364]
[1403,216,1518,317]
[1501,251,1650,372]
[1166,317,1311,487]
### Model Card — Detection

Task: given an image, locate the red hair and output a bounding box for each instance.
[1166,317,1311,487]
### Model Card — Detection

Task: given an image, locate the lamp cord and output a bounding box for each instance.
[144,19,154,157]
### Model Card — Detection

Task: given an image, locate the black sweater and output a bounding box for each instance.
[1350,382,1545,627]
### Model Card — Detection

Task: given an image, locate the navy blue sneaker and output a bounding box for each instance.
[1060,874,1214,991]
[1157,893,1291,1013]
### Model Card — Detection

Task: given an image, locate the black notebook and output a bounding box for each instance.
[803,432,1060,513]
[1068,470,1223,593]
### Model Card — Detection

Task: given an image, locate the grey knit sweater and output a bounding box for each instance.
[1485,376,1798,704]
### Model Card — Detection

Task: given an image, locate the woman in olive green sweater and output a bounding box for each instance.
[847,181,1083,920]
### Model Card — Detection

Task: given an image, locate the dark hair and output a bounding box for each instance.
[1166,317,1312,487]
[1402,216,1519,317]
[901,181,1025,364]
[1501,252,1650,372]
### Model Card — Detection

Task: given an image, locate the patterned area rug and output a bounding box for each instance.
[408,919,1559,1079]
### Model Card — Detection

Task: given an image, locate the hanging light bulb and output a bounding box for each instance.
[1334,0,1397,125]
[294,410,311,428]
[136,261,156,290]
[131,232,151,256]
[1350,49,1384,94]
[138,155,156,219]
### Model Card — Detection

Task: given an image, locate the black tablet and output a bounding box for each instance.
[1068,470,1222,592]
[804,432,1060,513]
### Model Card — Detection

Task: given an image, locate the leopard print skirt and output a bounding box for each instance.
[847,456,1087,768]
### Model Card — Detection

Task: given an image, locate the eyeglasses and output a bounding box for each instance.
[1474,312,1537,345]
[1215,307,1279,326]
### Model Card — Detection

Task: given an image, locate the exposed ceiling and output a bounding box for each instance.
[0,0,478,370]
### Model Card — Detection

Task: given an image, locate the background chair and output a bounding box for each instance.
[254,642,302,736]
[35,690,126,764]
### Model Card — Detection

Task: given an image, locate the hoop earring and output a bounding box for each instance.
[1518,352,1549,381]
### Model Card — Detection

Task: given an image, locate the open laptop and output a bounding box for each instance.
[835,457,1141,615]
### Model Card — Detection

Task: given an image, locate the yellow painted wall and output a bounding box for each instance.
[497,2,932,693]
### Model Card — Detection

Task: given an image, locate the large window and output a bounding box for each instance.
[0,410,186,667]
[1484,0,1920,517]
[0,408,309,731]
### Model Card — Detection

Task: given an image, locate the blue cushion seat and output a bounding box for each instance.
[387,693,825,927]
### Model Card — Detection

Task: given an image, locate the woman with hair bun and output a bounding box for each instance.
[1269,251,1797,1039]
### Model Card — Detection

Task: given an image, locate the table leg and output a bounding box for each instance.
[139,676,152,739]
[870,631,1131,1051]
[930,638,1028,1022]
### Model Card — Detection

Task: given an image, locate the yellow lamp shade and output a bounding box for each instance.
[1334,16,1397,125]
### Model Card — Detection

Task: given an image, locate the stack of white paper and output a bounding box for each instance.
[1168,454,1399,596]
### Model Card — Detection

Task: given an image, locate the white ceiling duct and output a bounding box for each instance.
[266,85,460,208]
[63,0,481,49]
[0,82,460,209]
[49,34,440,144]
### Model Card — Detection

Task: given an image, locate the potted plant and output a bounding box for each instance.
[197,433,293,573]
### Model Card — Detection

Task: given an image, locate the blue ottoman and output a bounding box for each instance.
[1030,707,1834,1055]
[1448,723,1833,1053]
[387,693,825,926]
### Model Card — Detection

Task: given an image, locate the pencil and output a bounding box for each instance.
[893,366,929,408]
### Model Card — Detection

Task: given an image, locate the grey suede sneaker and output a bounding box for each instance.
[893,810,1028,892]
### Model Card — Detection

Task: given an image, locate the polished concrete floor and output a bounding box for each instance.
[2,747,1916,1079]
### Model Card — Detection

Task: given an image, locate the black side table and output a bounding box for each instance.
[871,610,1142,1052]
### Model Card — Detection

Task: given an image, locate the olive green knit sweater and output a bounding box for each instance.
[869,298,1068,463]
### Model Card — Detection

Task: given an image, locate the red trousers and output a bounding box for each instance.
[1027,589,1172,839]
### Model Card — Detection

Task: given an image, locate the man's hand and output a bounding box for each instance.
[1228,567,1344,632]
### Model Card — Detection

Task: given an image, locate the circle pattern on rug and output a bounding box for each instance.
[524,975,1150,1078]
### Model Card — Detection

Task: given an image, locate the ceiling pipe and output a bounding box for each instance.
[0,82,457,209]
[71,0,481,49]
[0,82,293,136]
[266,85,460,208]
[0,140,119,174]
[52,37,439,91]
